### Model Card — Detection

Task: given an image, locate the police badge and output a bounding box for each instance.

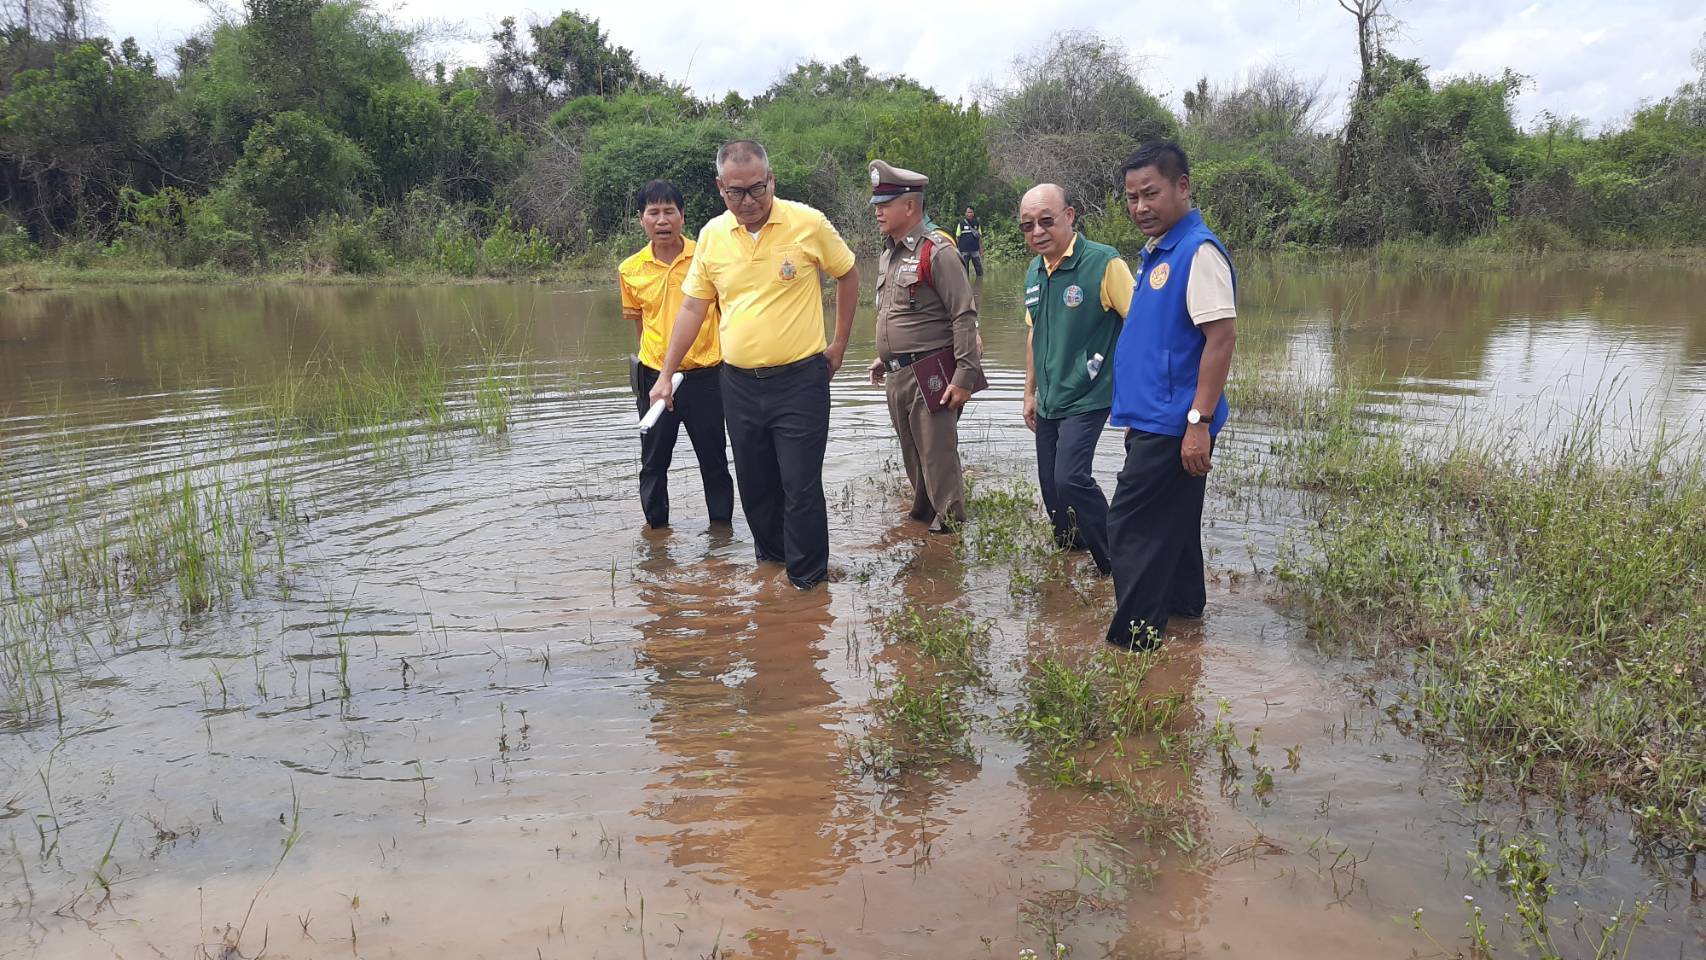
[1063,284,1084,307]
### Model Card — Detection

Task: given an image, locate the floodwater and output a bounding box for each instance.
[2,263,1705,959]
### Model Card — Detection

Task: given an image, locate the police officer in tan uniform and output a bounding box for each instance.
[866,159,984,532]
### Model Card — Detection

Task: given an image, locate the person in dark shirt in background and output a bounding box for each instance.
[955,205,984,280]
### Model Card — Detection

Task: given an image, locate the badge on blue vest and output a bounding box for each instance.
[1148,262,1170,290]
[1063,284,1084,307]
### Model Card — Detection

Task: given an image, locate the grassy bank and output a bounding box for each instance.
[1272,387,1706,851]
[9,237,1706,292]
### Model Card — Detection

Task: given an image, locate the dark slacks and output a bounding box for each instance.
[720,356,831,588]
[963,251,984,279]
[1105,429,1210,648]
[1034,408,1112,574]
[635,364,735,529]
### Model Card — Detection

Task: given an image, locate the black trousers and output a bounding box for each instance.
[963,251,983,278]
[1105,429,1210,648]
[635,364,734,529]
[720,356,831,588]
[1034,408,1112,574]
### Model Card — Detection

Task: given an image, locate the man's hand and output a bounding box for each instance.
[1022,393,1038,433]
[868,358,886,385]
[824,339,847,376]
[1181,423,1212,476]
[940,384,972,410]
[647,373,676,411]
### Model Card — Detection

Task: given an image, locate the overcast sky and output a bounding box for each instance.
[101,1,1704,131]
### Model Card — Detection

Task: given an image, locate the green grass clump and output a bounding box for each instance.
[847,675,976,779]
[847,604,994,778]
[254,353,451,443]
[1010,650,1189,785]
[1278,410,1706,848]
[884,604,990,682]
[958,477,1053,564]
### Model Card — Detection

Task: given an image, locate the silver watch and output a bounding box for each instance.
[1187,408,1204,426]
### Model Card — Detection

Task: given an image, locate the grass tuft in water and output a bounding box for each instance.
[1276,395,1706,849]
[1010,649,1189,787]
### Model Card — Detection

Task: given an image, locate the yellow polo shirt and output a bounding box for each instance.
[619,237,721,371]
[1024,236,1135,326]
[680,198,857,368]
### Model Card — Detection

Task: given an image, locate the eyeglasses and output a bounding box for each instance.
[1018,215,1058,234]
[720,179,771,204]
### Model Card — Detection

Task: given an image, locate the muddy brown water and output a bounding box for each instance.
[3,264,1705,959]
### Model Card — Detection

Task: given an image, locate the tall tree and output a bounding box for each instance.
[1334,0,1397,203]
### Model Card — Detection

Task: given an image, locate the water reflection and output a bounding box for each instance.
[4,264,1706,957]
[635,550,856,901]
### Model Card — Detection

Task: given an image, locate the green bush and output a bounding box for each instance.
[1195,157,1306,248]
[227,110,376,230]
[478,214,558,276]
[304,215,386,274]
[356,84,520,203]
[116,186,266,270]
[1077,197,1147,259]
[576,117,737,232]
[0,216,39,265]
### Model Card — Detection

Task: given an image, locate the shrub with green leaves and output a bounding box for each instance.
[227,110,375,230]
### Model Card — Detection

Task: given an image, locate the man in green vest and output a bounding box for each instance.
[1019,184,1134,575]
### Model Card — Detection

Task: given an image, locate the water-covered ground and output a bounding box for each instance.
[2,265,1704,958]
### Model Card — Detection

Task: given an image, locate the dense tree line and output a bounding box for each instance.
[1,0,1704,275]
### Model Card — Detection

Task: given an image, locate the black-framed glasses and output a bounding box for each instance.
[1018,215,1058,234]
[720,179,771,204]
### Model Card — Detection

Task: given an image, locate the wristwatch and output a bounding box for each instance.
[1187,408,1205,426]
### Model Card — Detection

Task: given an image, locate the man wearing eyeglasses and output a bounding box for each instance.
[1104,141,1236,650]
[1019,183,1134,577]
[648,140,859,590]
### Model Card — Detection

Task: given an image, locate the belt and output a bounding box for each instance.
[723,355,821,379]
[885,348,948,372]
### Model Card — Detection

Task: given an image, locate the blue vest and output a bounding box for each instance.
[1110,209,1234,437]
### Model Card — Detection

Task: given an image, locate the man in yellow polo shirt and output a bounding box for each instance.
[648,140,859,589]
[620,179,733,530]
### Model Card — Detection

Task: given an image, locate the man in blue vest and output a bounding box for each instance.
[1105,141,1237,649]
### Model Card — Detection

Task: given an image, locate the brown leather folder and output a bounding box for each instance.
[911,346,989,412]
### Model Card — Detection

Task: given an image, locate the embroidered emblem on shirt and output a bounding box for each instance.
[1063,284,1084,308]
[1149,262,1171,290]
[779,256,797,281]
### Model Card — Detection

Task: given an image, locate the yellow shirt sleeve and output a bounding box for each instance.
[680,236,716,301]
[618,269,641,312]
[1101,257,1136,319]
[805,210,856,278]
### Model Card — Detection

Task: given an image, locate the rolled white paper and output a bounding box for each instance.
[638,372,684,433]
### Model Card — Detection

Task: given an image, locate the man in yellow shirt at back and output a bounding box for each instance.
[648,140,860,589]
[619,179,733,530]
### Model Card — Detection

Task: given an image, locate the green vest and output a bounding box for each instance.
[1024,235,1124,419]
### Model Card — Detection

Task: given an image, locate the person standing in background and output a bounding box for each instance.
[620,179,733,531]
[956,205,984,280]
